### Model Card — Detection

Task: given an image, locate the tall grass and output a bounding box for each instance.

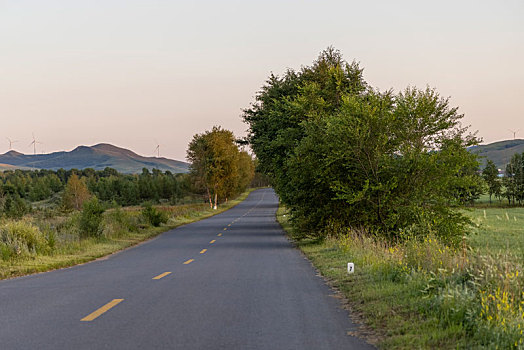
[279,207,524,348]
[0,220,50,259]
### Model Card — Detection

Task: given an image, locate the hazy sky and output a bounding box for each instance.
[1,0,523,160]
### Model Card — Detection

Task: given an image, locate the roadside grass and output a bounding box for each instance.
[277,206,524,349]
[0,189,254,280]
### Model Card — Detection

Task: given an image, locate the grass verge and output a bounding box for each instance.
[276,205,524,349]
[0,189,254,280]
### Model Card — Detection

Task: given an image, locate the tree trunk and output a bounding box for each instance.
[206,187,213,208]
[213,192,218,210]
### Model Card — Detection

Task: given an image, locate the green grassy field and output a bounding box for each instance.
[467,207,524,260]
[278,206,524,349]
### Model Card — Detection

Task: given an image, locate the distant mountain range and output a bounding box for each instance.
[0,143,189,174]
[469,139,524,169]
[2,139,521,174]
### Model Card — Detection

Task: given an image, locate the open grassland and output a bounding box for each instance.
[467,207,524,261]
[278,206,524,349]
[0,190,253,280]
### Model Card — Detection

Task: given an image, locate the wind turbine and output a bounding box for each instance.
[153,139,160,157]
[508,129,520,140]
[28,133,43,155]
[6,137,19,150]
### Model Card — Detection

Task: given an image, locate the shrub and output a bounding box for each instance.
[79,197,105,238]
[103,207,139,237]
[55,212,81,240]
[0,220,48,259]
[2,194,29,219]
[141,202,168,227]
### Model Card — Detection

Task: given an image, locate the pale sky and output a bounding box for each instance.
[1,0,523,160]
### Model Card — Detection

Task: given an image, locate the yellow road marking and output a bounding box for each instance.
[200,249,207,254]
[152,272,172,280]
[81,299,124,321]
[210,240,216,244]
[223,228,227,231]
[183,259,194,265]
[217,233,222,237]
[228,224,231,227]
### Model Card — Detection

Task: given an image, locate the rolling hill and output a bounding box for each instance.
[0,163,33,171]
[470,139,524,169]
[0,144,189,174]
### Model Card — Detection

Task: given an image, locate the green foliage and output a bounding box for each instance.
[79,197,105,238]
[503,152,524,205]
[187,127,254,208]
[482,159,501,203]
[102,207,139,237]
[141,202,168,227]
[62,173,91,210]
[0,220,49,259]
[244,47,480,244]
[0,167,186,209]
[1,194,29,219]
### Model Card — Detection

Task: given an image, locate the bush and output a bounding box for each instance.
[2,194,30,219]
[0,220,49,259]
[141,202,168,227]
[79,197,105,238]
[55,212,81,240]
[103,207,139,237]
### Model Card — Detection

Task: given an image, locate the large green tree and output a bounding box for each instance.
[243,47,366,206]
[187,127,253,209]
[243,48,480,244]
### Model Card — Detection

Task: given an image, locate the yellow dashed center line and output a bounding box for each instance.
[210,240,216,244]
[200,249,207,254]
[81,299,124,322]
[228,224,231,227]
[152,272,172,280]
[183,259,194,265]
[217,233,222,237]
[223,228,227,231]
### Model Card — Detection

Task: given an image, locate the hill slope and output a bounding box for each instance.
[470,139,524,169]
[0,144,189,174]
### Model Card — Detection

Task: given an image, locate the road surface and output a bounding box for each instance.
[0,188,373,349]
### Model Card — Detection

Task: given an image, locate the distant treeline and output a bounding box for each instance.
[0,161,264,219]
[0,167,192,217]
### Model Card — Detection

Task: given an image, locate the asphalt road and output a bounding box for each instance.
[0,188,373,350]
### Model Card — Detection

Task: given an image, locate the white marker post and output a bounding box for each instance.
[347,263,354,274]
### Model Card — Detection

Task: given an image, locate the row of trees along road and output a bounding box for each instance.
[243,47,481,244]
[187,126,255,209]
